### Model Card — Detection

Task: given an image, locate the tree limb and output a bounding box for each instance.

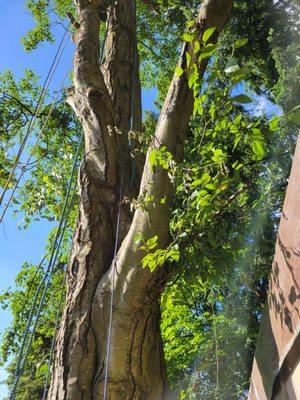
[92,0,234,362]
[110,0,235,298]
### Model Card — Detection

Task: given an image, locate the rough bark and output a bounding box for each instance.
[48,0,233,399]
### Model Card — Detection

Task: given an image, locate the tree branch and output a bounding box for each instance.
[70,2,123,187]
[99,0,234,310]
[140,0,160,14]
[1,92,35,116]
[102,0,142,127]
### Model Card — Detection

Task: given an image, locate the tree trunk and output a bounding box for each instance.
[248,134,300,400]
[48,0,233,399]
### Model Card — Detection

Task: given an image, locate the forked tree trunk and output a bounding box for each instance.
[48,0,233,399]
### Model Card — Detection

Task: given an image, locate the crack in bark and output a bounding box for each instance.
[138,310,152,380]
[128,317,139,400]
[48,0,234,398]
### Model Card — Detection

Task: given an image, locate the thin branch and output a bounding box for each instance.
[140,0,160,14]
[214,184,250,217]
[1,92,35,116]
[137,39,159,58]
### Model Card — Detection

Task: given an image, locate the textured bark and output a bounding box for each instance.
[248,134,300,400]
[48,0,233,399]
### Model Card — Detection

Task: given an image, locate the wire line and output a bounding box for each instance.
[41,175,79,400]
[9,132,83,400]
[103,153,126,400]
[0,58,72,224]
[0,28,70,208]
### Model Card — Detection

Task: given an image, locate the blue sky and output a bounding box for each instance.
[0,2,156,397]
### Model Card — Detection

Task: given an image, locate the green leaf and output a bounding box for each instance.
[191,179,202,189]
[232,94,252,104]
[269,117,280,131]
[146,235,158,248]
[201,173,211,185]
[149,149,157,166]
[185,52,191,67]
[224,58,239,74]
[232,161,243,170]
[209,103,216,120]
[168,248,180,262]
[175,66,184,77]
[188,72,198,89]
[142,255,156,271]
[205,183,216,190]
[199,44,217,61]
[194,40,200,54]
[225,64,240,74]
[234,38,248,49]
[233,136,241,149]
[212,148,225,163]
[252,140,265,160]
[134,233,143,245]
[202,27,216,43]
[229,67,249,82]
[207,70,220,83]
[160,196,166,204]
[183,33,194,42]
[186,19,196,29]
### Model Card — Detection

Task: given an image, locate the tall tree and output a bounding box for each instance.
[1,1,299,399]
[47,1,233,398]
